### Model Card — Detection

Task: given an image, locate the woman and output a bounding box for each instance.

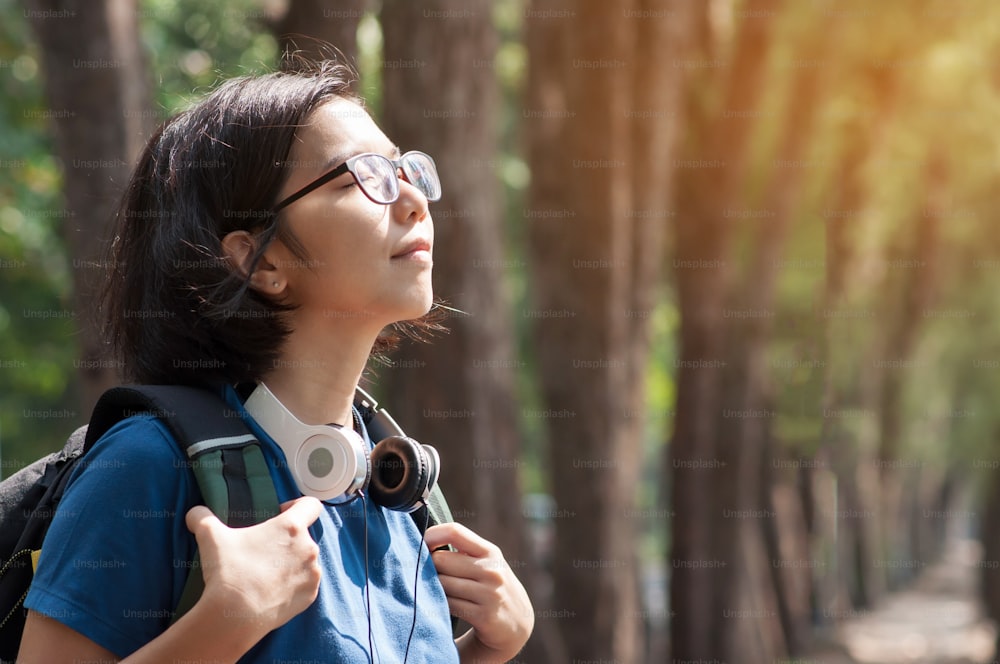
[17,55,532,663]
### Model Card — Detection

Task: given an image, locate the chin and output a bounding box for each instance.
[411,293,435,319]
[390,291,435,324]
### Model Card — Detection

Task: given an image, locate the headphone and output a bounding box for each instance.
[243,382,440,511]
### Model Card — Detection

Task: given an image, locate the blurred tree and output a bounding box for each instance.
[374,0,539,652]
[807,0,949,620]
[734,10,834,656]
[524,0,693,660]
[269,0,366,64]
[667,0,786,659]
[22,0,152,413]
[0,0,282,470]
[0,1,78,473]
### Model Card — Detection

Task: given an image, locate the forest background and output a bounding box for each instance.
[3,0,1000,662]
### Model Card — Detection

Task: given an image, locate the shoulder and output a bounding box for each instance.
[25,415,202,656]
[77,414,189,480]
[61,412,198,522]
[54,413,199,529]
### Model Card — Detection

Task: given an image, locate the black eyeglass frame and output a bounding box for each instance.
[271,150,442,212]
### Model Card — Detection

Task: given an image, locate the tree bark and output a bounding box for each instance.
[817,61,904,615]
[873,154,945,594]
[271,0,367,64]
[668,1,784,660]
[524,0,693,659]
[24,0,152,412]
[378,0,530,620]
[733,18,833,657]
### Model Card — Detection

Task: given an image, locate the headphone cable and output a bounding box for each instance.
[403,505,431,663]
[360,492,374,664]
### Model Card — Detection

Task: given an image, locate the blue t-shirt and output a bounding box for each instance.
[24,386,460,663]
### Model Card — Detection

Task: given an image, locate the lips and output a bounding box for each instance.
[391,239,432,259]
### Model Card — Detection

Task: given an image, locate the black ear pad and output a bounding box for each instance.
[368,436,437,512]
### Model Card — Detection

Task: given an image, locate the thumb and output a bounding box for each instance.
[185,504,223,538]
[424,522,491,557]
[423,522,466,553]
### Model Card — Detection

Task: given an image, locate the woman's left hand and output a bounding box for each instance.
[424,522,534,663]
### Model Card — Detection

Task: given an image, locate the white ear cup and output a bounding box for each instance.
[244,382,370,503]
[296,429,370,499]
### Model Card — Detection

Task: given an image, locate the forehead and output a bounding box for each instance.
[288,98,391,173]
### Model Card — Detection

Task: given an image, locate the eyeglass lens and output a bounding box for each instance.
[355,152,441,204]
[355,155,399,204]
[400,153,442,202]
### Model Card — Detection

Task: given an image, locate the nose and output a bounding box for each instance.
[391,175,430,225]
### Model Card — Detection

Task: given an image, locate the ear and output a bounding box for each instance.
[220,230,286,296]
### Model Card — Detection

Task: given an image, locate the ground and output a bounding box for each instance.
[808,539,997,664]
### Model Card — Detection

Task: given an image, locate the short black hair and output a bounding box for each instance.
[101,55,440,387]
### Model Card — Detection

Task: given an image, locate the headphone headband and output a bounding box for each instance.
[244,382,369,503]
[244,382,439,511]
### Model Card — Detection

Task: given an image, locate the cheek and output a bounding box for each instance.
[291,198,390,273]
[314,216,389,280]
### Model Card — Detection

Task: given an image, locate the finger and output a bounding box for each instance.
[431,549,484,579]
[442,595,486,628]
[423,522,494,558]
[435,571,491,604]
[185,504,222,536]
[277,496,323,528]
[433,549,510,590]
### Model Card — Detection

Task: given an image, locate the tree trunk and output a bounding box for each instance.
[981,444,1000,654]
[817,61,904,614]
[24,0,152,412]
[378,0,532,633]
[667,1,784,660]
[627,2,696,659]
[730,19,833,657]
[523,0,692,659]
[271,0,366,63]
[871,154,945,593]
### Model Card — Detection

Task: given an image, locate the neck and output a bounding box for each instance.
[260,314,382,428]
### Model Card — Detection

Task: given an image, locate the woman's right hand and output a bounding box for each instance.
[185,496,323,642]
[19,497,324,664]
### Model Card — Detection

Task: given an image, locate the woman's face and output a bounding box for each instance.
[270,97,435,330]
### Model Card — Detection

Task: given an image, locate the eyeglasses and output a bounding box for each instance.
[272,150,442,212]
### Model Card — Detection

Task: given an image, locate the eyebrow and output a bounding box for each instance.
[319,144,403,174]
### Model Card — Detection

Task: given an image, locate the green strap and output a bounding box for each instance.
[172,444,279,622]
[421,483,463,636]
[424,483,453,530]
[172,439,453,624]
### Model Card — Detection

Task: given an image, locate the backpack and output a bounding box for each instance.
[0,384,453,662]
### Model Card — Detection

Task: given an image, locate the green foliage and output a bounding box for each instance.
[747,1,1000,477]
[0,0,76,475]
[140,0,279,115]
[356,11,383,118]
[0,0,282,474]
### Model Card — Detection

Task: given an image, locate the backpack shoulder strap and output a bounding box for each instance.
[88,385,280,622]
[88,385,280,527]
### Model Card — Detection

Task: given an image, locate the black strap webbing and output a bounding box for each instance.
[357,397,454,534]
[221,448,254,528]
[87,385,244,454]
